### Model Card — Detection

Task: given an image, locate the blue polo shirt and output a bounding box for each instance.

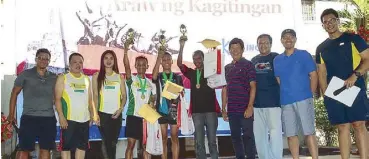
[274,49,316,105]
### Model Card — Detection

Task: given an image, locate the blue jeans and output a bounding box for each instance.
[192,112,219,159]
[228,113,256,159]
[254,107,283,159]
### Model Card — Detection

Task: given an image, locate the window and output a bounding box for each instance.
[302,1,316,22]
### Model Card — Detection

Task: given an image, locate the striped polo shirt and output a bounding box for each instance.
[225,57,256,114]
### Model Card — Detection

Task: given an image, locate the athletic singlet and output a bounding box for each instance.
[98,72,122,114]
[62,73,90,122]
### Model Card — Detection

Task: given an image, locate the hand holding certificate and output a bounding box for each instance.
[138,104,162,124]
[162,81,184,100]
[324,76,361,107]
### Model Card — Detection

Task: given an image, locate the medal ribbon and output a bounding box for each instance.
[196,69,201,86]
[138,77,147,96]
[162,72,173,83]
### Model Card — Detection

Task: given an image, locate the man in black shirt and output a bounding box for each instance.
[177,38,220,159]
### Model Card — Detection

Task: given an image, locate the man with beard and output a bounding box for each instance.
[8,48,57,159]
[274,29,318,159]
[316,8,369,159]
[152,50,183,159]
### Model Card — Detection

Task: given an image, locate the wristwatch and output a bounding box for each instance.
[354,71,362,77]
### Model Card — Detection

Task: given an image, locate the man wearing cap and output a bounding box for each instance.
[274,29,319,159]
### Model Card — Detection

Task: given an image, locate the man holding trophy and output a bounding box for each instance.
[151,27,185,159]
[123,28,157,159]
[177,26,220,159]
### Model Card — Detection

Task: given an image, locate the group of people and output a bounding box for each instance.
[7,8,369,159]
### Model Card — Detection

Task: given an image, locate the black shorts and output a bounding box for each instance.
[18,115,57,151]
[60,120,89,151]
[125,115,143,140]
[158,114,177,125]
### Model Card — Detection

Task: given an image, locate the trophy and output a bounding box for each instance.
[180,24,187,42]
[158,29,167,54]
[125,28,135,48]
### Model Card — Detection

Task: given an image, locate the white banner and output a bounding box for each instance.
[13,0,298,73]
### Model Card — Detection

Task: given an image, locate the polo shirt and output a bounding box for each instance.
[225,58,256,114]
[14,67,57,117]
[274,49,316,105]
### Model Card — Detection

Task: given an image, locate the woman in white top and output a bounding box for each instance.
[92,50,127,159]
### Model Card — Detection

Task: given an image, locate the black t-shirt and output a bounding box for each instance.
[180,65,216,113]
[152,72,183,115]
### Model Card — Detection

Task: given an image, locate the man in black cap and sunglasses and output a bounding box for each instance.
[7,48,57,159]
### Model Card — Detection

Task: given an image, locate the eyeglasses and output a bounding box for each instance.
[36,56,50,61]
[322,18,338,25]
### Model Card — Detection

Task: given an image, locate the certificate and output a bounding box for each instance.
[324,76,361,107]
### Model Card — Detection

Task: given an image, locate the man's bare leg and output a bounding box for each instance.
[170,125,179,159]
[338,123,351,159]
[143,150,151,159]
[75,148,86,159]
[61,151,71,159]
[287,136,300,159]
[39,149,51,159]
[125,138,136,159]
[352,121,368,159]
[305,135,318,159]
[160,124,168,159]
[16,151,30,159]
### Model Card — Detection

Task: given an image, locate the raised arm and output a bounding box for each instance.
[177,38,185,68]
[55,75,68,129]
[152,51,164,81]
[123,43,132,79]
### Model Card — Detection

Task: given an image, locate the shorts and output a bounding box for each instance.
[18,115,57,151]
[125,115,143,140]
[281,98,316,137]
[158,113,177,125]
[60,120,89,151]
[324,91,369,125]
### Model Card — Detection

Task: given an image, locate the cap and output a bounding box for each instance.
[281,29,296,38]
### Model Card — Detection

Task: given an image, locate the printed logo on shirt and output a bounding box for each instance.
[69,83,86,93]
[105,80,119,86]
[255,62,272,73]
[133,81,148,88]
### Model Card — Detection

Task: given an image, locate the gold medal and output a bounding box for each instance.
[141,94,145,99]
[196,84,200,89]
